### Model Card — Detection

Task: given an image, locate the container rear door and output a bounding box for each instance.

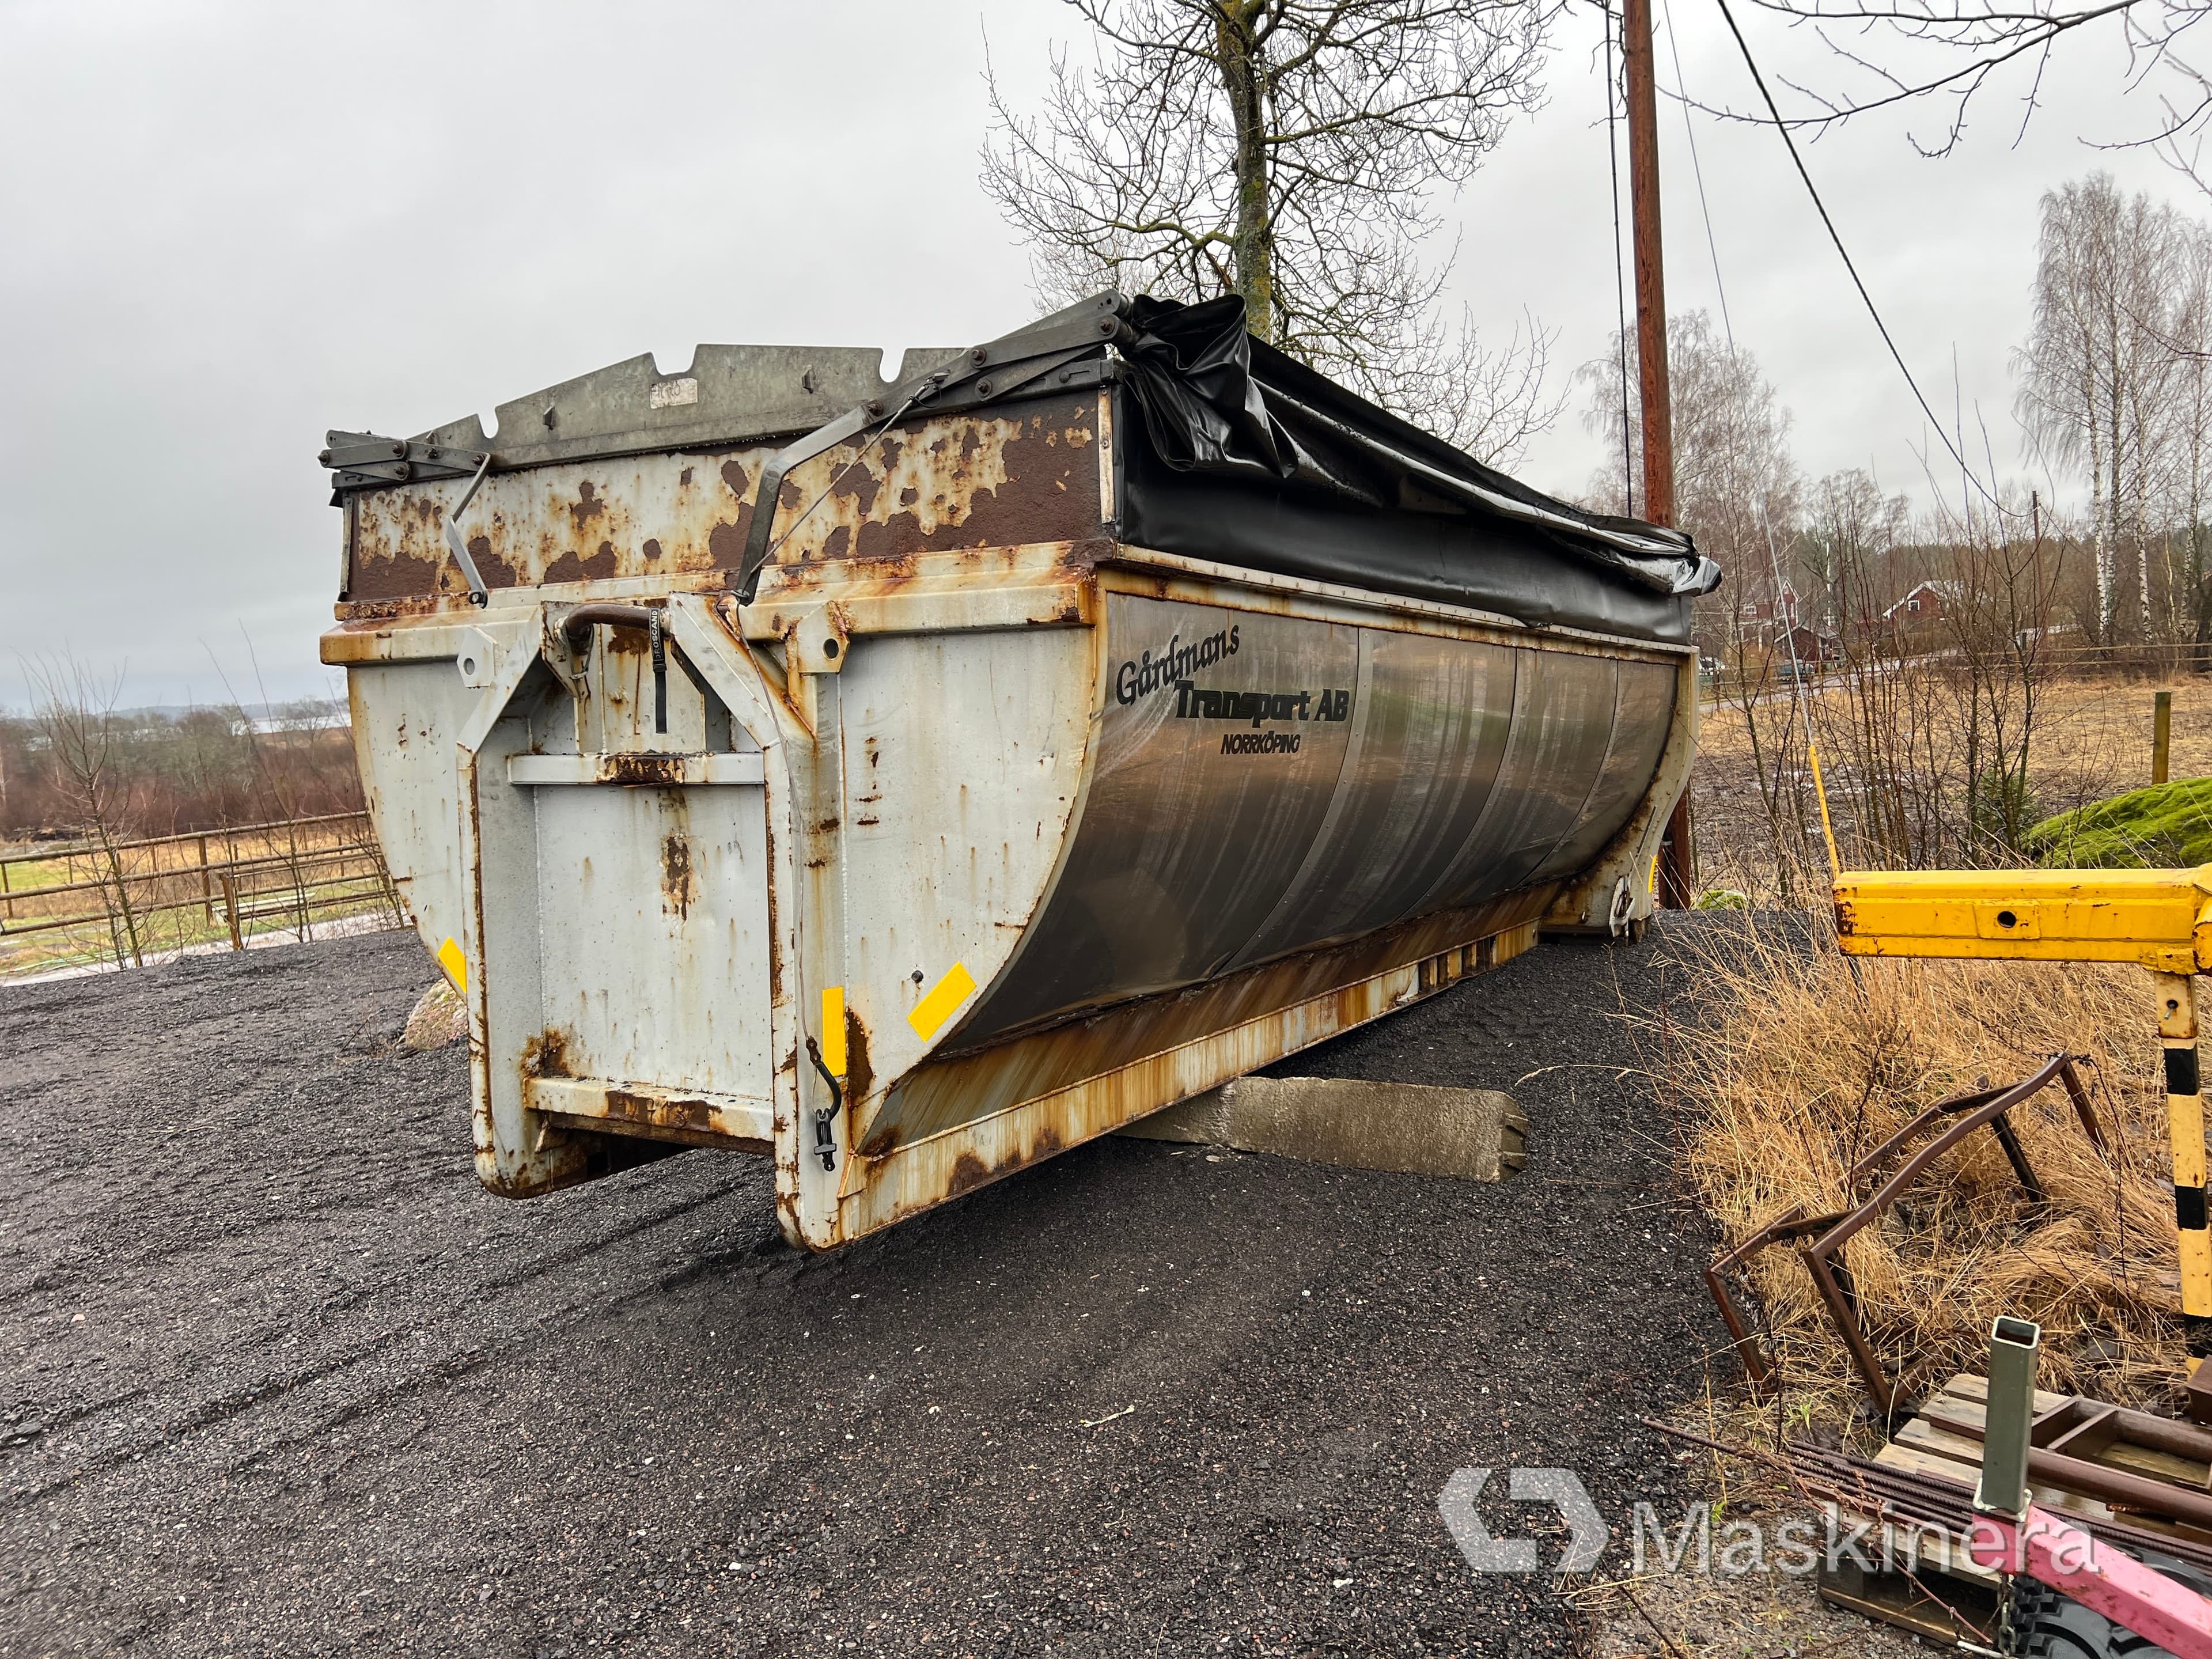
[528,775,773,1105]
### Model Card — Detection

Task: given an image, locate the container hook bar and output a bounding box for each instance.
[562,603,669,734]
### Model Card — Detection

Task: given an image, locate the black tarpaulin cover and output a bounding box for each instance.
[1109,294,1720,646]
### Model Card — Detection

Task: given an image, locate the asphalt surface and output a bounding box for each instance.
[2,919,1730,1657]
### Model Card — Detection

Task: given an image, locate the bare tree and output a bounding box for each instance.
[1695,0,2212,171]
[26,656,146,968]
[1930,488,2067,855]
[1584,313,1812,885]
[982,0,1567,461]
[1804,467,1911,633]
[1581,309,1802,611]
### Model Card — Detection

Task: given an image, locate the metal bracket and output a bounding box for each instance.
[1607,876,1637,938]
[784,604,850,676]
[321,431,490,491]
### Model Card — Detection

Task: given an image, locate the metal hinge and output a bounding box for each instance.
[320,431,490,493]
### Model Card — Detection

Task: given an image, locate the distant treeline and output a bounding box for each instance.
[0,699,364,842]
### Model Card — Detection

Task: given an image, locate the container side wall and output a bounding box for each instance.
[950,596,1361,1044]
[1230,627,1517,962]
[832,627,1097,1120]
[346,660,473,959]
[1529,659,1678,883]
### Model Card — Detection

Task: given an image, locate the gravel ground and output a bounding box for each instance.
[2,919,1743,1657]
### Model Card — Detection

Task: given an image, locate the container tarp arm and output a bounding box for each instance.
[733,293,1137,602]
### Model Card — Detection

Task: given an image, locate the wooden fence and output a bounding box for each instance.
[0,810,404,969]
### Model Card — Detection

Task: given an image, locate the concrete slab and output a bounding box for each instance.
[1117,1073,1527,1181]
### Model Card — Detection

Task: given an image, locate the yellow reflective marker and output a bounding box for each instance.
[821,986,847,1076]
[907,962,976,1041]
[437,936,468,993]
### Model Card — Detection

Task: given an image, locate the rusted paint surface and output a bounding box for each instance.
[843,1007,874,1109]
[601,752,686,786]
[607,1086,713,1135]
[342,393,1103,607]
[536,1086,772,1154]
[521,1026,573,1078]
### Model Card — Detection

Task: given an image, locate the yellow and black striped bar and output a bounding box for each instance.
[2159,971,2212,1350]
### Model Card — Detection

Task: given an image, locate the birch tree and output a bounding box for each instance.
[1696,0,2212,175]
[982,0,1565,463]
[2016,174,2188,643]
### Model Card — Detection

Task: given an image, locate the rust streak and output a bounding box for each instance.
[660,832,695,919]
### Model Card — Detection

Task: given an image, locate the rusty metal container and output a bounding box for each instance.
[319,293,1713,1248]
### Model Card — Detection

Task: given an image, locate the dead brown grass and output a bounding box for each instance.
[1666,916,2194,1438]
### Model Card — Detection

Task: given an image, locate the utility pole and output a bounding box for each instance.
[1623,0,1673,528]
[1623,0,1695,906]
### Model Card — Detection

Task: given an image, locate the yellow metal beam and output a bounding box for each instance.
[1832,866,2212,976]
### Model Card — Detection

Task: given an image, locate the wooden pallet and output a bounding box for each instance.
[1809,1369,2212,1652]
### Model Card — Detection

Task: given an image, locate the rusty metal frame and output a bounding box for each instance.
[1704,1054,2103,1417]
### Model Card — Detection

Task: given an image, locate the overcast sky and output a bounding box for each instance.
[0,0,2190,710]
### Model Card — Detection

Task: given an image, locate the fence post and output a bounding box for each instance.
[2156,690,2174,787]
[217,871,244,951]
[198,834,212,924]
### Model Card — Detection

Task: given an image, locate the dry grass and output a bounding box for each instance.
[1665,915,2194,1440]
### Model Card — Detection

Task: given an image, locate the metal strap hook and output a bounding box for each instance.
[441,452,494,608]
[805,1036,844,1172]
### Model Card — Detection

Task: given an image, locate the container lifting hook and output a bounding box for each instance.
[560,604,669,736]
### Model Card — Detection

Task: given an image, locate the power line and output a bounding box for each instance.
[1711,0,2013,520]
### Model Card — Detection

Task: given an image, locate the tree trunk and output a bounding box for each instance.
[1214,4,1274,340]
